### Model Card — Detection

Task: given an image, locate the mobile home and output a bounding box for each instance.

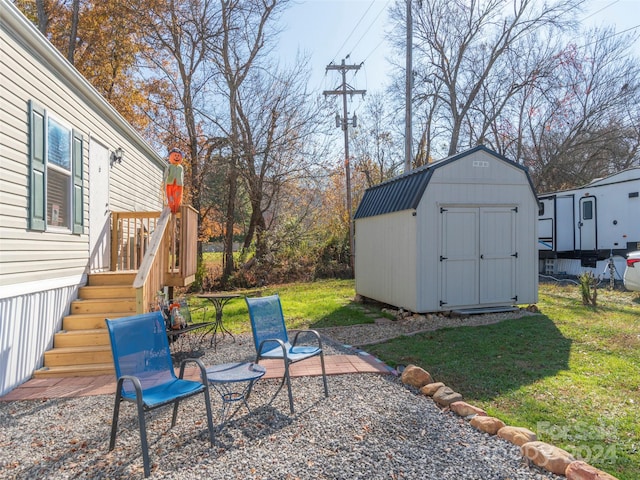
[0,0,166,396]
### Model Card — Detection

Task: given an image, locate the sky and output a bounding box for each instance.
[276,0,640,101]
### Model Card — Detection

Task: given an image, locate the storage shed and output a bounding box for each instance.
[353,146,538,313]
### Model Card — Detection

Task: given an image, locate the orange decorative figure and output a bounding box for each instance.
[165,148,184,214]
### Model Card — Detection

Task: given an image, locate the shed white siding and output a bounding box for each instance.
[354,146,538,313]
[0,0,165,395]
[354,211,417,311]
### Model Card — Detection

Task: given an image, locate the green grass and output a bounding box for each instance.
[365,284,640,480]
[186,279,640,479]
[187,279,376,333]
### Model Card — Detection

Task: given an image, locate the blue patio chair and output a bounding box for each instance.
[245,294,328,413]
[105,311,215,477]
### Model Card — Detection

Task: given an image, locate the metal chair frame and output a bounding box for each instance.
[106,311,215,477]
[245,294,328,413]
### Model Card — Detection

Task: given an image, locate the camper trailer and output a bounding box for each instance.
[538,167,640,278]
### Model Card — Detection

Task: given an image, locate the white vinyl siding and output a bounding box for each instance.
[1,4,164,291]
[1,0,166,396]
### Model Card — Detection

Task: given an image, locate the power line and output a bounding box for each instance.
[579,0,639,50]
[582,0,620,21]
[346,0,392,57]
[362,36,387,64]
[578,23,640,49]
[330,0,377,63]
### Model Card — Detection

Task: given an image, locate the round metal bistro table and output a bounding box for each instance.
[205,362,266,429]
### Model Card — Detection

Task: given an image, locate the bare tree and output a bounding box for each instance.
[234,62,332,266]
[351,92,403,186]
[515,27,640,192]
[210,0,284,279]
[135,0,225,264]
[390,0,583,159]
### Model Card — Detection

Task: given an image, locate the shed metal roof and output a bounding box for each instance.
[353,145,532,219]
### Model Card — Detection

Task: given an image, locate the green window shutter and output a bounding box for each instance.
[29,101,46,231]
[72,130,84,234]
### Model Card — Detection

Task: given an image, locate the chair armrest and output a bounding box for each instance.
[116,375,144,405]
[187,305,208,323]
[257,337,288,358]
[178,357,208,384]
[291,329,324,351]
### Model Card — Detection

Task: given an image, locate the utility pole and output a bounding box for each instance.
[404,0,413,173]
[323,59,366,271]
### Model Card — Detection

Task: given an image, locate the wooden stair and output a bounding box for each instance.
[33,272,138,378]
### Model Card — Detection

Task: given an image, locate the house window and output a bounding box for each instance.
[47,118,71,228]
[29,101,84,233]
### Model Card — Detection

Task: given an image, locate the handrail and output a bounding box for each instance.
[133,207,172,313]
[110,205,199,313]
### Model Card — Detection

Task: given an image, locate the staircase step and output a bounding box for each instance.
[62,312,133,330]
[36,270,143,378]
[87,271,136,287]
[33,363,115,378]
[43,345,113,367]
[71,298,136,315]
[78,285,135,299]
[54,329,110,348]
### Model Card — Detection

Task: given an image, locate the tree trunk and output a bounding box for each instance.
[222,160,238,281]
[67,0,79,64]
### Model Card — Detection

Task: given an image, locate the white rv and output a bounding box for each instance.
[538,168,640,278]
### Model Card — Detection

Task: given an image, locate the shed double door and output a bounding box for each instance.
[439,206,517,308]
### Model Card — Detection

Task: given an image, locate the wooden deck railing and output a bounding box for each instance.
[111,211,161,271]
[111,205,199,313]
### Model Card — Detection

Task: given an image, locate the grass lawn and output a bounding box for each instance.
[365,283,640,480]
[186,279,377,332]
[187,278,639,480]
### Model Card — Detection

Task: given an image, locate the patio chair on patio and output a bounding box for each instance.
[245,294,328,413]
[165,297,214,351]
[105,311,215,477]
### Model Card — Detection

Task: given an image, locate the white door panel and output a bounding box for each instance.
[89,140,110,272]
[480,207,516,304]
[440,206,517,308]
[440,208,479,308]
[579,197,597,251]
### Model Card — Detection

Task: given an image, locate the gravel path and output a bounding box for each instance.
[319,308,536,346]
[1,319,560,479]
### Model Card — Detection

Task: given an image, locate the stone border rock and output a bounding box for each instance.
[399,364,619,480]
